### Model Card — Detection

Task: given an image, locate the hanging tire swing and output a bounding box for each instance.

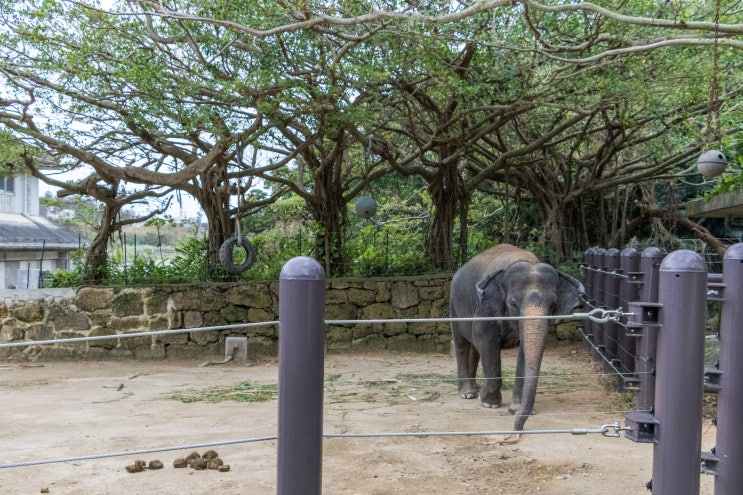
[219,235,255,274]
[219,181,255,274]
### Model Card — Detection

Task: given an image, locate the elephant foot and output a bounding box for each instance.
[479,390,502,408]
[460,390,479,400]
[458,381,479,400]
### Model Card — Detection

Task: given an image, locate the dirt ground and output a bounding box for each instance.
[1,342,716,495]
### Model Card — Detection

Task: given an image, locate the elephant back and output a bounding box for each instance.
[460,244,540,275]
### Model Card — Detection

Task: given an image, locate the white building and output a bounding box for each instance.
[0,173,80,289]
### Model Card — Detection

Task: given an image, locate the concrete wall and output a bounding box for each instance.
[0,276,453,361]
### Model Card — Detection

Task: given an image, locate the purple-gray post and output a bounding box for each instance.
[714,243,743,495]
[635,247,664,412]
[618,248,640,381]
[653,250,707,495]
[592,248,607,362]
[277,256,326,495]
[604,248,621,369]
[582,248,597,354]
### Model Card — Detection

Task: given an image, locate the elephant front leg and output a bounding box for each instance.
[509,345,525,414]
[478,348,503,408]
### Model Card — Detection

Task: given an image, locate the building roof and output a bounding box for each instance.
[685,190,743,218]
[0,213,81,251]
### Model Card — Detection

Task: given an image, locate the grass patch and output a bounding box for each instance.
[166,381,278,403]
[162,370,578,406]
[536,371,584,395]
[396,372,459,387]
[329,372,458,406]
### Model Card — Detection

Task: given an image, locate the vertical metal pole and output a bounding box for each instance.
[618,248,640,382]
[123,232,128,285]
[653,250,707,495]
[714,243,743,495]
[39,239,46,289]
[592,248,607,362]
[604,248,621,368]
[636,247,664,413]
[582,248,596,354]
[277,256,326,495]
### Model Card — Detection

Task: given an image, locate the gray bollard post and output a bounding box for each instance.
[592,248,607,362]
[277,256,326,495]
[633,247,664,413]
[713,243,743,495]
[618,248,640,385]
[581,248,597,354]
[652,250,707,495]
[604,248,621,369]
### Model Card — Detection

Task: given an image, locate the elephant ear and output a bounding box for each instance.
[475,270,505,315]
[554,272,586,323]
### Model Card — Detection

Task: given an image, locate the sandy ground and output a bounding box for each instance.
[0,342,716,495]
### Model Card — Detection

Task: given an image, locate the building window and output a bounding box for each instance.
[0,174,14,193]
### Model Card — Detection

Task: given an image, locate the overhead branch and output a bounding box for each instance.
[620,201,731,256]
[76,0,743,38]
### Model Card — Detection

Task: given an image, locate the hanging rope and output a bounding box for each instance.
[705,0,722,149]
[219,180,255,273]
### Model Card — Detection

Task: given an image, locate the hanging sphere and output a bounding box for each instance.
[696,150,727,178]
[354,196,377,219]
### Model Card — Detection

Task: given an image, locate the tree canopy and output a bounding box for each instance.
[0,0,741,280]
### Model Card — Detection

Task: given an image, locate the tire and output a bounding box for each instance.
[219,237,256,274]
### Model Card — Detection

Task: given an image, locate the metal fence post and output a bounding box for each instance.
[652,250,707,495]
[632,247,664,413]
[582,248,597,354]
[618,247,640,384]
[604,248,621,370]
[277,256,326,495]
[592,248,607,362]
[712,243,743,495]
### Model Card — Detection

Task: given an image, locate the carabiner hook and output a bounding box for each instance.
[600,420,625,438]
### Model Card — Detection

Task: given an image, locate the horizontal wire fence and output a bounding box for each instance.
[580,247,723,407]
[7,246,737,493]
[1,311,632,474]
[0,310,627,349]
[580,244,743,495]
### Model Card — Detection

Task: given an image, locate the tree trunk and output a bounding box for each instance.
[457,195,470,267]
[196,168,236,281]
[542,201,571,263]
[426,163,465,271]
[83,202,121,284]
[309,157,347,277]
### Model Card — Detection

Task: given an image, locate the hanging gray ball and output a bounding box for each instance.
[354,196,377,219]
[696,150,727,178]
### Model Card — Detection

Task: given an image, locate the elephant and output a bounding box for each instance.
[450,244,584,431]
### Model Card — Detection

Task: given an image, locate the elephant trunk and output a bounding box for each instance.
[514,306,548,431]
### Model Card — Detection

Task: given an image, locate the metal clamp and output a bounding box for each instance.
[583,308,631,324]
[600,420,630,438]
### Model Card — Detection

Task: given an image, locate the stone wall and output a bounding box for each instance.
[0,276,452,361]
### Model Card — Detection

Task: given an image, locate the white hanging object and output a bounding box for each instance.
[696,150,727,178]
[354,196,377,219]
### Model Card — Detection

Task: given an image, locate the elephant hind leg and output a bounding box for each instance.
[461,344,480,399]
[453,333,479,399]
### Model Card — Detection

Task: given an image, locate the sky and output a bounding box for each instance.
[38,171,204,221]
